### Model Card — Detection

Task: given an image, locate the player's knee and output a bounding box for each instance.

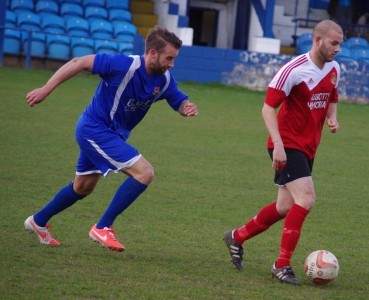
[72,181,95,196]
[277,202,293,216]
[127,157,155,185]
[138,165,154,185]
[306,196,316,210]
[299,194,316,211]
[72,174,101,196]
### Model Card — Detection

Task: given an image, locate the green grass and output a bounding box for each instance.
[0,67,368,299]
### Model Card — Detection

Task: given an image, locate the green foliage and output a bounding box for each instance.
[0,67,368,299]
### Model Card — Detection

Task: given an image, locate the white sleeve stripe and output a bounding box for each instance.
[276,56,308,90]
[110,55,141,121]
[153,71,170,101]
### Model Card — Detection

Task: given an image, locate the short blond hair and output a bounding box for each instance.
[313,20,343,38]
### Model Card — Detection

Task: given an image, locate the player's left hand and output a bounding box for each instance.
[326,118,339,133]
[180,101,198,117]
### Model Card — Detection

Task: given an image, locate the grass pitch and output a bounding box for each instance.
[0,67,368,299]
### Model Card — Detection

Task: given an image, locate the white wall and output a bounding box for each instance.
[248,0,264,50]
[154,0,194,45]
[189,0,238,49]
[248,0,281,54]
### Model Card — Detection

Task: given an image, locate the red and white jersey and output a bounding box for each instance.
[265,53,340,158]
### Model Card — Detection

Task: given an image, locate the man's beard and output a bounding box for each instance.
[152,65,167,74]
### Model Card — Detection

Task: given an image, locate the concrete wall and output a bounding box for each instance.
[172,45,369,104]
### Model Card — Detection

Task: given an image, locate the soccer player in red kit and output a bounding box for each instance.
[224,20,343,285]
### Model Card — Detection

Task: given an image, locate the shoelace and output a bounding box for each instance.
[104,227,118,241]
[282,267,295,276]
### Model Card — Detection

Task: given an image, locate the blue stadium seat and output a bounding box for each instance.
[71,37,95,57]
[3,29,22,55]
[352,48,369,63]
[114,22,137,43]
[17,12,42,31]
[300,43,312,54]
[60,3,84,20]
[296,33,313,54]
[90,20,114,39]
[337,59,359,73]
[109,9,132,25]
[106,0,129,10]
[66,17,90,37]
[34,0,59,3]
[85,6,109,22]
[118,42,133,56]
[42,15,66,34]
[335,57,355,65]
[46,34,71,60]
[11,0,34,16]
[21,31,46,58]
[95,40,118,54]
[35,0,59,17]
[59,0,82,3]
[6,10,17,27]
[83,0,105,8]
[346,37,369,51]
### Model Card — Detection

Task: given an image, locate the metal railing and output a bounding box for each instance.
[292,18,369,46]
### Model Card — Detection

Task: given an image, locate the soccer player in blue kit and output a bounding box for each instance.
[24,26,198,252]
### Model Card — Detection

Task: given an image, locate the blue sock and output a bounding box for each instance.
[96,177,148,229]
[34,181,85,227]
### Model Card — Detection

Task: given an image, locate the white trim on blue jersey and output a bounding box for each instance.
[87,139,142,176]
[110,56,141,122]
[154,71,171,101]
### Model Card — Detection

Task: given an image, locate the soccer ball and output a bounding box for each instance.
[304,250,339,285]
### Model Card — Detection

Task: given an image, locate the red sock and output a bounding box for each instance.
[234,202,284,245]
[275,204,310,268]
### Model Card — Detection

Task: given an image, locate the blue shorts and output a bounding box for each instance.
[75,116,141,177]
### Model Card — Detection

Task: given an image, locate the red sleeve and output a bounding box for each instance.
[264,87,287,108]
[330,87,338,103]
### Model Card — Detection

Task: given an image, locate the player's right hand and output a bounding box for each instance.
[272,145,287,171]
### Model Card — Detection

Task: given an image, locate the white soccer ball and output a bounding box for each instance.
[304,250,339,285]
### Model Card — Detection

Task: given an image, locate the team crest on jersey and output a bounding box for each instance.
[331,72,337,84]
[152,87,160,96]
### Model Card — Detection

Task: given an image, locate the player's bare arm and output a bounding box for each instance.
[326,102,339,133]
[178,99,198,117]
[26,55,96,107]
[262,103,286,170]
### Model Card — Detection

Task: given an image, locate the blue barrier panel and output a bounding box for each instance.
[180,45,203,57]
[201,47,227,59]
[0,1,6,66]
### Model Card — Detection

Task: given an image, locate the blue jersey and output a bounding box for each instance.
[79,54,188,140]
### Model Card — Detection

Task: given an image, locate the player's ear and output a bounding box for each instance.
[149,48,158,59]
[314,35,322,46]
